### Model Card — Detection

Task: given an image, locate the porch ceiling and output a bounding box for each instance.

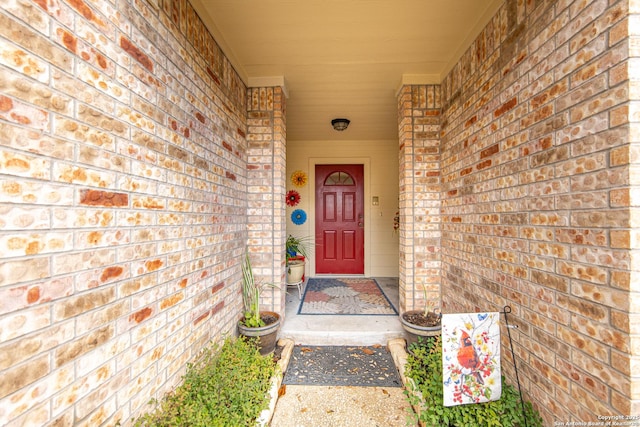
[191,0,502,141]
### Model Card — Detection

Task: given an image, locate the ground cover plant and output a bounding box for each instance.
[405,335,543,427]
[133,336,277,427]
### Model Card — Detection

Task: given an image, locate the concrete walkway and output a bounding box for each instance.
[268,338,415,427]
[270,384,411,426]
[266,279,418,426]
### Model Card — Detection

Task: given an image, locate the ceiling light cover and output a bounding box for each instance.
[331,118,350,131]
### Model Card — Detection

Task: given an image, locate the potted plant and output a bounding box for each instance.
[285,234,311,259]
[285,234,311,283]
[238,253,280,355]
[400,292,442,348]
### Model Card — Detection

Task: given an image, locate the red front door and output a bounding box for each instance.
[315,164,364,274]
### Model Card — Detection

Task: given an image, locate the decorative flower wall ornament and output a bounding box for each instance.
[286,190,301,206]
[291,209,307,225]
[291,170,307,187]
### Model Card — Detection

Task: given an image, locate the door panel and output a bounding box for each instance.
[315,164,364,274]
[323,231,336,260]
[323,193,337,221]
[343,193,355,220]
[343,230,356,259]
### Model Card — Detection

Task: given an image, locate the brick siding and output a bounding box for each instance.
[399,0,639,423]
[0,0,256,425]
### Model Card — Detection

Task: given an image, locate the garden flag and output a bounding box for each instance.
[441,312,501,406]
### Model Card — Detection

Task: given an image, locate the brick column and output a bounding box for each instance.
[397,85,442,313]
[246,86,287,314]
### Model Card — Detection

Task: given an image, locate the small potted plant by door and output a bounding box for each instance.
[285,235,310,283]
[400,298,442,348]
[238,253,281,355]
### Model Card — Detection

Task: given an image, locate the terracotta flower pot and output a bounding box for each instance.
[238,311,281,355]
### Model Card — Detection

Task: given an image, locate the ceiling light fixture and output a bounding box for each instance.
[331,118,350,131]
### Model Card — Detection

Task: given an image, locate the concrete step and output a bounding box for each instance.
[280,277,407,346]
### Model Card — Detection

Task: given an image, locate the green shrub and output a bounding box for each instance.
[405,336,543,427]
[133,336,277,427]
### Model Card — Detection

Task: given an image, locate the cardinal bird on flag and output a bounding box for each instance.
[457,330,484,385]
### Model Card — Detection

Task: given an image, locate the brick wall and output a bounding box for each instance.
[0,0,255,425]
[436,0,638,423]
[630,0,640,417]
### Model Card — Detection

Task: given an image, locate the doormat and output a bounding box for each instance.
[283,345,402,387]
[297,278,397,315]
